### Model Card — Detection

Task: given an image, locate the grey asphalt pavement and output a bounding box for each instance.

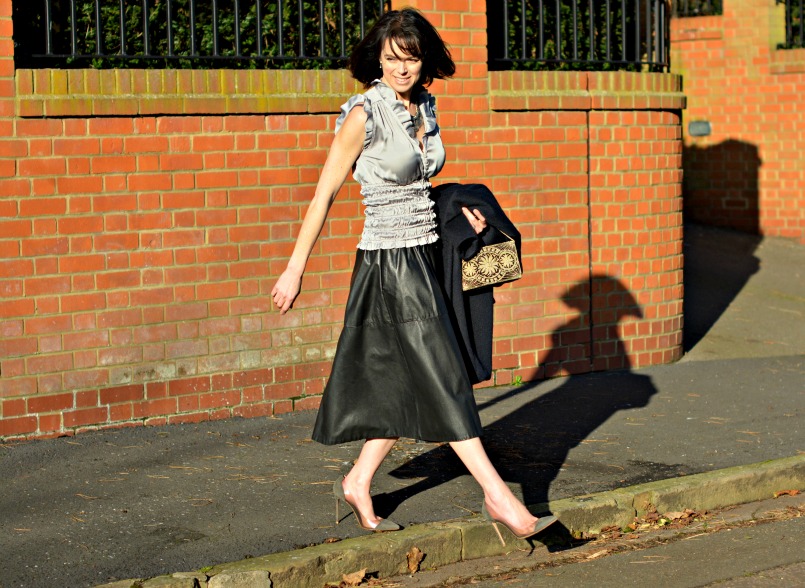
[1,224,803,588]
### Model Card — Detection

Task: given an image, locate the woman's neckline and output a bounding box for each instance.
[373,80,423,107]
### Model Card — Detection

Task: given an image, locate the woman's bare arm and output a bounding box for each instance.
[271,106,367,314]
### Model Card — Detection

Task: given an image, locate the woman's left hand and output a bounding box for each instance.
[462,207,487,235]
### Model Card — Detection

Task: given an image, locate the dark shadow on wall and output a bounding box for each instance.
[683,139,761,235]
[682,223,761,351]
[682,139,763,351]
[383,276,659,535]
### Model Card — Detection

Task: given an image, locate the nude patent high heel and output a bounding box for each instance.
[482,502,558,546]
[333,476,400,532]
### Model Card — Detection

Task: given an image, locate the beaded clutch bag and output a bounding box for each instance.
[461,231,523,291]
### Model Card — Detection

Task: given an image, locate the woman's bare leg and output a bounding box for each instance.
[449,437,539,535]
[342,437,398,527]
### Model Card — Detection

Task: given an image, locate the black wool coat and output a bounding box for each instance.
[430,183,522,384]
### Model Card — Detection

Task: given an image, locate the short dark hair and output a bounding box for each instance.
[348,8,456,89]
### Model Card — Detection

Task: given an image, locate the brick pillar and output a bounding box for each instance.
[0,0,13,119]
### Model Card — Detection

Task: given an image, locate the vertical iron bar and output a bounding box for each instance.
[95,0,103,55]
[655,0,662,67]
[663,0,669,67]
[190,0,197,56]
[621,0,626,62]
[501,0,508,60]
[298,0,305,57]
[556,0,561,61]
[635,0,640,65]
[142,0,150,56]
[212,0,219,56]
[278,0,284,57]
[800,0,803,48]
[119,0,127,55]
[44,0,52,55]
[538,0,544,60]
[360,0,365,38]
[339,0,345,57]
[234,0,241,57]
[521,0,526,60]
[573,0,578,60]
[70,0,77,55]
[166,0,174,56]
[319,0,325,57]
[645,0,652,66]
[257,0,264,57]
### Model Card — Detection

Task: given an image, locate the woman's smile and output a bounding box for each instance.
[380,39,422,101]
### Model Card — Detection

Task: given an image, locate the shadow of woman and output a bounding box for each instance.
[381,275,659,538]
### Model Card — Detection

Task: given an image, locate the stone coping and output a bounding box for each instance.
[489,71,686,111]
[15,68,685,118]
[97,454,804,588]
[771,47,805,75]
[15,68,362,118]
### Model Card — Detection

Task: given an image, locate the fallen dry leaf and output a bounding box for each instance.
[341,568,367,586]
[774,489,801,498]
[407,546,425,574]
[664,511,688,520]
[587,549,609,560]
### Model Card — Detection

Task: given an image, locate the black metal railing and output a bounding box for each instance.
[778,0,804,49]
[671,0,722,17]
[13,0,388,69]
[488,0,670,72]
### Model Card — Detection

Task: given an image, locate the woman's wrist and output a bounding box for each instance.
[284,260,305,279]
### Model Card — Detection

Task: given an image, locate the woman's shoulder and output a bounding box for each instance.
[335,92,374,148]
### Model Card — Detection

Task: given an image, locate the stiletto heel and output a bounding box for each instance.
[333,476,401,532]
[481,503,558,546]
[490,520,506,546]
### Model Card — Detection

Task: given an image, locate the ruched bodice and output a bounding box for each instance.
[314,83,483,447]
[335,80,446,250]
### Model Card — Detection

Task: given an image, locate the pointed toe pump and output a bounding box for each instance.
[333,476,401,532]
[482,503,558,546]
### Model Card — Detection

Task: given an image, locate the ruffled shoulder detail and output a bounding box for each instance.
[420,92,438,134]
[367,80,418,134]
[334,94,373,148]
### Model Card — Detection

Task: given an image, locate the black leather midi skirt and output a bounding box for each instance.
[311,244,483,445]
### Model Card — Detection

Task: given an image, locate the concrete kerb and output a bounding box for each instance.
[102,454,805,588]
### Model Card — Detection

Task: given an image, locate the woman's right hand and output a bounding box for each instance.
[272,269,302,314]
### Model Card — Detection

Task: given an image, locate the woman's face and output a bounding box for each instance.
[379,38,422,100]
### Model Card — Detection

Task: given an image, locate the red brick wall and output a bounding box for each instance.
[671,0,805,242]
[0,0,684,439]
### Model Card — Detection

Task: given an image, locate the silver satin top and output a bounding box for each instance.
[335,80,446,250]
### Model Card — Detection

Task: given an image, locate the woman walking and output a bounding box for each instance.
[271,8,556,542]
